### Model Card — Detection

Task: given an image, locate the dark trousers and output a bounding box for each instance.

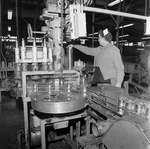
[92,67,110,84]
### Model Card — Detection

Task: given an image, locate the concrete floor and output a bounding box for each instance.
[0,92,73,149]
[0,91,24,149]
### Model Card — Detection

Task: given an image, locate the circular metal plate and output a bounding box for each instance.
[31,86,86,114]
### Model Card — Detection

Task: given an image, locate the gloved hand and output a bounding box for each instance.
[116,82,121,88]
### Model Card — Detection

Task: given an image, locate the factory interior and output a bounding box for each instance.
[0,0,150,149]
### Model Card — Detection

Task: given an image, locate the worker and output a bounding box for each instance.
[68,28,124,88]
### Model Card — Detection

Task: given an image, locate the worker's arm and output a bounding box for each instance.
[73,45,101,56]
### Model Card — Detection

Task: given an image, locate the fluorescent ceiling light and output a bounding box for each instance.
[124,43,129,46]
[119,40,127,42]
[137,42,145,47]
[8,9,13,20]
[129,43,133,46]
[87,37,98,39]
[8,26,11,31]
[142,37,150,40]
[108,0,124,7]
[88,32,98,36]
[119,34,129,38]
[10,36,17,39]
[137,48,144,50]
[118,23,134,29]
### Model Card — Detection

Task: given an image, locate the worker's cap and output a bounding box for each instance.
[98,28,112,42]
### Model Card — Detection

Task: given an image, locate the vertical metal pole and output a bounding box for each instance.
[86,116,90,135]
[0,0,2,64]
[23,102,29,147]
[145,0,150,46]
[92,1,95,47]
[148,0,150,15]
[34,6,38,39]
[116,1,121,48]
[15,0,19,45]
[76,120,81,148]
[0,0,2,79]
[22,72,30,148]
[145,0,148,16]
[41,120,46,149]
[70,125,73,140]
[0,0,2,37]
[123,81,129,96]
[76,121,81,137]
[116,16,120,47]
[61,0,64,69]
[69,47,72,70]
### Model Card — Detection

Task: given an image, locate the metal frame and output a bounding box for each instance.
[22,70,80,147]
[40,111,87,149]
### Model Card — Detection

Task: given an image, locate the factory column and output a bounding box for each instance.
[0,0,1,32]
[0,0,2,102]
[146,0,150,76]
[15,0,20,45]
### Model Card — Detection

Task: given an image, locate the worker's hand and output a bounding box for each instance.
[116,82,121,88]
[66,44,74,49]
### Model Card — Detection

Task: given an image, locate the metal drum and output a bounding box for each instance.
[103,114,150,149]
[31,84,86,114]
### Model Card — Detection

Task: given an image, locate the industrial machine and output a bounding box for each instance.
[15,0,150,149]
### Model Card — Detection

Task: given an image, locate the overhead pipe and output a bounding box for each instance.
[83,6,147,20]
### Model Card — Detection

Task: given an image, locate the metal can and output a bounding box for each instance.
[145,104,150,119]
[117,97,125,115]
[134,103,141,114]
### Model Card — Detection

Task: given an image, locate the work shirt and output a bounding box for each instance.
[74,43,124,84]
